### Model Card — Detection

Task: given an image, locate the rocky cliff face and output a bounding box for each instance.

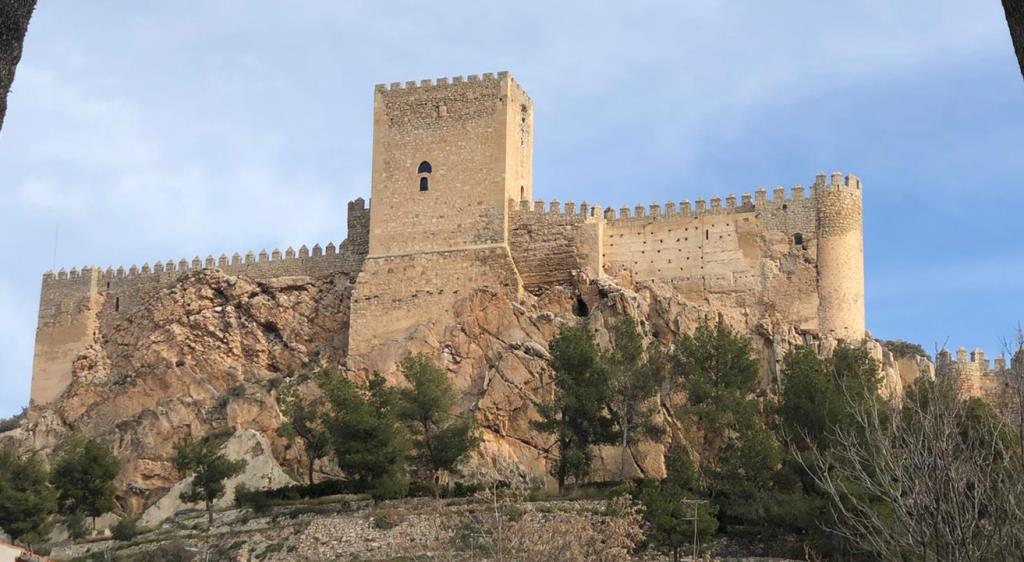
[5,268,926,515]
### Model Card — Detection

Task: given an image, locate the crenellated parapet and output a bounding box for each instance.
[42,240,356,284]
[597,172,859,224]
[510,198,602,222]
[42,241,346,284]
[41,198,371,286]
[937,346,1015,376]
[374,71,529,100]
[936,346,1021,406]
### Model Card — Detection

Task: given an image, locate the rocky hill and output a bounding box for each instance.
[2,268,930,517]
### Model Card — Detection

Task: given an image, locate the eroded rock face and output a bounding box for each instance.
[15,270,351,513]
[10,269,922,514]
[140,429,296,527]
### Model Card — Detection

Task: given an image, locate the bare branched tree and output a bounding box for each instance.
[801,375,1024,562]
[999,324,1024,449]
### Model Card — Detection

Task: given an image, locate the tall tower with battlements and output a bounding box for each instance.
[367,71,533,257]
[815,172,865,341]
[348,72,532,363]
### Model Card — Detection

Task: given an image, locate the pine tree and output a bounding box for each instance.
[671,319,784,531]
[638,445,718,562]
[172,437,246,528]
[780,344,881,451]
[0,446,57,544]
[532,325,617,492]
[52,438,120,531]
[277,374,331,486]
[397,354,479,497]
[671,319,761,449]
[318,371,410,501]
[606,317,666,479]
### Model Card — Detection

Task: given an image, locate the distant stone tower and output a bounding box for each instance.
[348,72,532,361]
[815,172,865,341]
[367,71,533,257]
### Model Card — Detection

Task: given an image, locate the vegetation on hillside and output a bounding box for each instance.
[52,438,120,531]
[397,354,480,498]
[0,446,56,544]
[172,436,246,529]
[5,315,1023,560]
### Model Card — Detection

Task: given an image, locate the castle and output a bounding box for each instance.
[29,71,867,407]
[935,347,1023,411]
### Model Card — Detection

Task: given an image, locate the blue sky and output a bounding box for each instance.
[1,1,1022,417]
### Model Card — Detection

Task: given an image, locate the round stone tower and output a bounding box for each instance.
[815,171,865,342]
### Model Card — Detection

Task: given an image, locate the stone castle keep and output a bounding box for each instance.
[30,71,868,407]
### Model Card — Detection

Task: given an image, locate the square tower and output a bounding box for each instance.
[368,71,533,257]
[349,72,531,365]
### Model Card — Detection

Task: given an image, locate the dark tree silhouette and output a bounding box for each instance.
[0,0,37,133]
[1006,0,1024,81]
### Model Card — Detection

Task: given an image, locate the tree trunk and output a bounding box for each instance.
[619,413,630,480]
[308,451,316,486]
[206,498,213,529]
[0,0,37,133]
[1004,0,1024,82]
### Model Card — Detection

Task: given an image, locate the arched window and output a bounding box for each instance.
[794,233,804,246]
[520,186,525,200]
[418,161,432,191]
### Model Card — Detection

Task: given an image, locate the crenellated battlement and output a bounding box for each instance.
[815,171,862,192]
[375,71,513,93]
[937,346,1016,375]
[510,198,602,221]
[41,240,347,284]
[597,172,857,223]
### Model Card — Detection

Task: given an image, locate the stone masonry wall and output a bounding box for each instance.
[29,199,369,407]
[600,186,816,287]
[508,199,602,291]
[937,346,1022,419]
[31,269,101,406]
[347,246,522,365]
[367,72,530,258]
[815,173,865,340]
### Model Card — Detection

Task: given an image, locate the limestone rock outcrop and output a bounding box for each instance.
[8,269,921,514]
[140,429,296,527]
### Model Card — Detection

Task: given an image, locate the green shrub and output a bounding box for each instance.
[449,481,486,498]
[66,511,88,540]
[111,517,140,541]
[235,485,273,514]
[881,339,928,359]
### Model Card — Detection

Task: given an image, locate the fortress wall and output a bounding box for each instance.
[88,198,368,324]
[600,187,815,287]
[348,246,522,363]
[31,268,102,406]
[369,73,523,257]
[31,200,370,407]
[508,199,602,290]
[603,210,752,286]
[937,347,1021,417]
[93,243,356,323]
[755,186,818,236]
